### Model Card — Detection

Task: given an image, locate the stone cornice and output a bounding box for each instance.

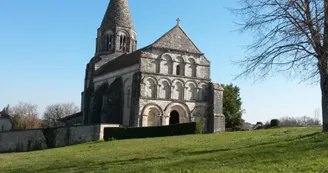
[139,97,208,103]
[141,72,211,82]
[140,56,210,67]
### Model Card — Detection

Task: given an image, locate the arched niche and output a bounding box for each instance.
[186,82,197,100]
[141,104,163,127]
[173,81,184,100]
[123,78,132,108]
[159,79,171,99]
[161,54,173,75]
[164,102,191,124]
[188,58,197,77]
[103,77,124,124]
[176,56,185,76]
[144,77,157,99]
[91,82,108,124]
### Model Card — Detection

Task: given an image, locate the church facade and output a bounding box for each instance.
[81,0,225,132]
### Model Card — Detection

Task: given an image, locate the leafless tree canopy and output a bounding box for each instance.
[9,101,42,130]
[279,116,321,126]
[43,103,80,127]
[233,0,324,82]
[233,0,328,131]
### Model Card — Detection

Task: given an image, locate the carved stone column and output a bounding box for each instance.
[162,115,170,126]
[141,114,148,127]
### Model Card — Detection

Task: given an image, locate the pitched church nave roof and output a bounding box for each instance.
[150,22,203,54]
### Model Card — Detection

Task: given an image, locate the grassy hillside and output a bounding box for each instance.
[0,127,328,173]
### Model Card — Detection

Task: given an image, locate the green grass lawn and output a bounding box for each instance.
[1,127,328,173]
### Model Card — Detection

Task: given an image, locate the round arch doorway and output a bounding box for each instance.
[169,110,180,125]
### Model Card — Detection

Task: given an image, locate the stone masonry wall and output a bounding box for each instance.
[0,118,12,132]
[93,64,139,126]
[208,83,225,133]
[0,124,119,153]
[140,49,210,79]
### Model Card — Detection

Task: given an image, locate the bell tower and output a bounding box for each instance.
[95,0,137,57]
[82,0,137,125]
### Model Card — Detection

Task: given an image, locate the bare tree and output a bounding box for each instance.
[279,115,321,126]
[9,101,42,130]
[232,0,328,131]
[43,102,80,127]
[314,107,322,124]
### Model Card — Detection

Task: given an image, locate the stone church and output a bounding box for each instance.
[81,0,225,132]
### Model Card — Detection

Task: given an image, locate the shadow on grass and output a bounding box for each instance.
[3,156,168,173]
[178,132,323,157]
[104,156,167,164]
[3,131,325,173]
[130,132,328,172]
[296,132,321,139]
[181,140,278,156]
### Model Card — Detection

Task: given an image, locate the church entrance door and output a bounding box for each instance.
[169,110,180,125]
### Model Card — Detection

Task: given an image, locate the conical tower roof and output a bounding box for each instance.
[101,0,134,30]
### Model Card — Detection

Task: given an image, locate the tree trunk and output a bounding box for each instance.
[322,0,328,132]
[320,62,328,132]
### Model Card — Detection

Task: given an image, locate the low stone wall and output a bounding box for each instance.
[0,117,12,132]
[0,124,119,153]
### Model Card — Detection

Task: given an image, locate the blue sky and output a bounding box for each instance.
[0,0,321,124]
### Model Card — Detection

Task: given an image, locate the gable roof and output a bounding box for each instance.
[59,112,83,122]
[150,24,202,54]
[95,47,147,76]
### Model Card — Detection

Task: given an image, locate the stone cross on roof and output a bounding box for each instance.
[176,18,180,25]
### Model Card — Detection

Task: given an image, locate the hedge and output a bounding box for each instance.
[104,122,204,141]
[270,119,280,127]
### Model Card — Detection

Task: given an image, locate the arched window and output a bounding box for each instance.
[160,81,171,99]
[189,58,197,77]
[176,56,185,76]
[145,79,156,99]
[176,65,181,75]
[156,59,161,73]
[147,108,160,127]
[174,82,184,100]
[163,55,173,75]
[119,32,129,52]
[119,35,125,51]
[102,37,107,51]
[188,83,197,100]
[107,34,114,50]
[192,64,196,77]
[103,30,114,51]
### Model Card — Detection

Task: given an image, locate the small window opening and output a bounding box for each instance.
[120,35,128,52]
[123,36,126,52]
[120,35,123,50]
[107,35,114,50]
[176,65,181,75]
